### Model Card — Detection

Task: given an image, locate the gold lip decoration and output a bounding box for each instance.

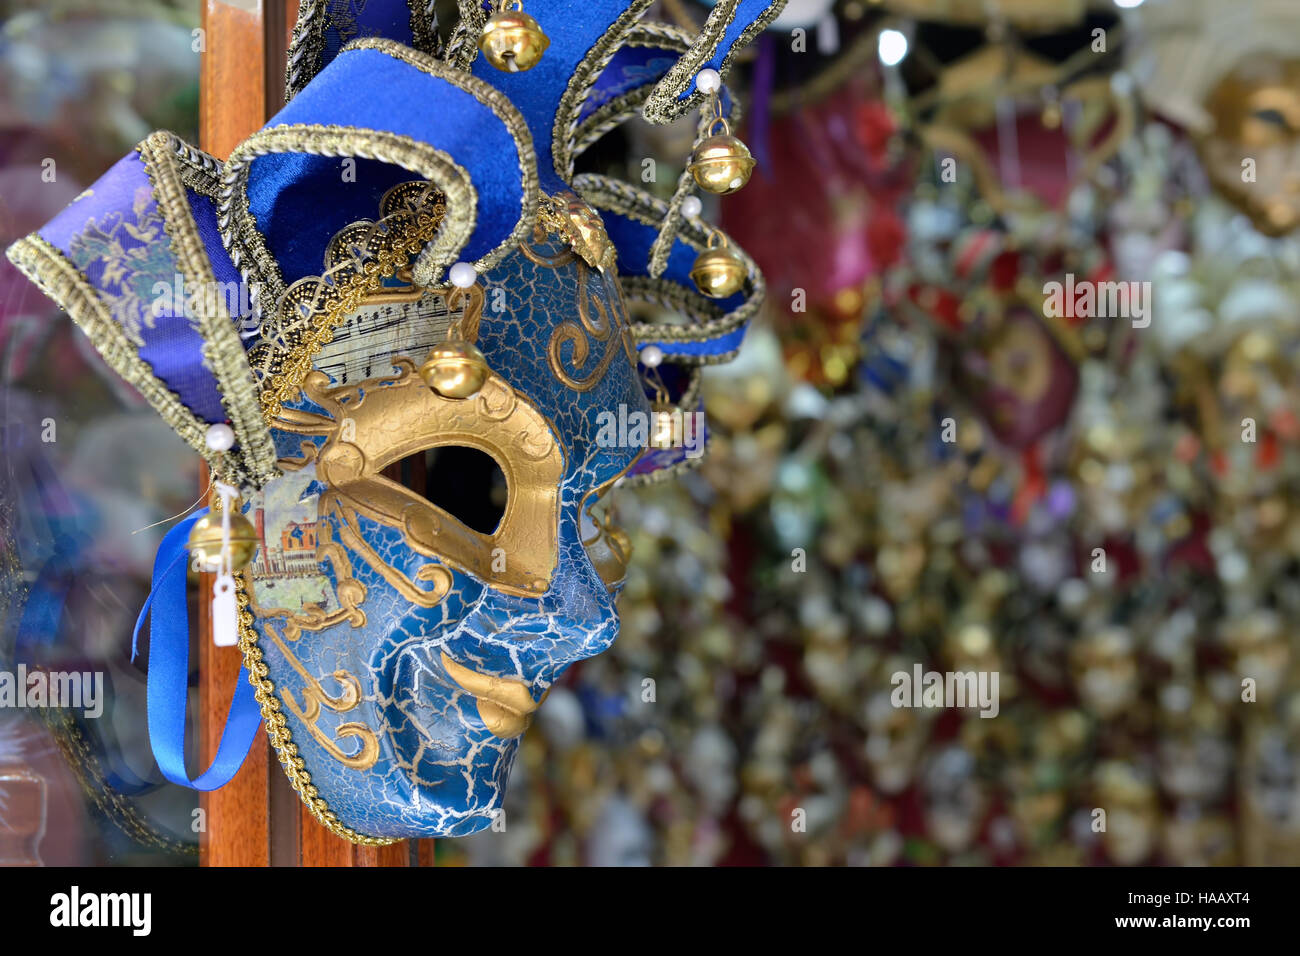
[440,651,541,739]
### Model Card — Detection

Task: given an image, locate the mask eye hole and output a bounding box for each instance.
[387,445,509,535]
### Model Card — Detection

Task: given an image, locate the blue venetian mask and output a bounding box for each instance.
[244,191,653,839]
[7,0,781,842]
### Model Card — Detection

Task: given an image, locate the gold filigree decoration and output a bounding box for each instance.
[262,621,381,770]
[250,182,449,423]
[334,508,455,607]
[545,250,637,392]
[536,191,617,271]
[234,574,395,844]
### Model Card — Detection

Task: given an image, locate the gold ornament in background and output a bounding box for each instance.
[915,45,1133,219]
[419,339,491,398]
[479,2,549,73]
[188,511,259,572]
[690,233,746,298]
[688,118,756,195]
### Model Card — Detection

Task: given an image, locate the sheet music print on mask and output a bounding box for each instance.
[315,294,464,385]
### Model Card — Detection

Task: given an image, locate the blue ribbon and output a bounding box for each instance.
[132,509,263,791]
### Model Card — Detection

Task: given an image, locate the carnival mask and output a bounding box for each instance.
[7,0,778,842]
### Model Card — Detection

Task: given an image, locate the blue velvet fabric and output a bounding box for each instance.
[249,45,531,283]
[39,151,229,423]
[582,44,738,124]
[188,190,247,291]
[599,206,747,359]
[471,0,648,191]
[247,155,415,286]
[579,44,679,123]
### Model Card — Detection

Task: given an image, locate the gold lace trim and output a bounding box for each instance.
[641,0,786,125]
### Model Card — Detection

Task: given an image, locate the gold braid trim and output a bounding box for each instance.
[408,0,442,57]
[218,124,477,314]
[641,0,787,125]
[550,0,658,183]
[444,0,488,70]
[568,20,735,164]
[252,195,445,422]
[285,0,327,101]
[285,0,444,101]
[138,131,281,490]
[235,574,396,846]
[4,235,241,476]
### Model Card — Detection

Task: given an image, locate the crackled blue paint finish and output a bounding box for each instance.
[250,231,649,838]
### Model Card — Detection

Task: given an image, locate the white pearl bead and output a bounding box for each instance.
[640,344,664,368]
[696,68,721,94]
[448,262,477,288]
[681,195,703,218]
[205,423,235,452]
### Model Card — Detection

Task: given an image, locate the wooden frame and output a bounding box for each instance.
[197,0,431,868]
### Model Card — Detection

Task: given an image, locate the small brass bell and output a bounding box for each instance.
[649,404,678,449]
[690,234,747,299]
[688,119,756,196]
[479,3,549,73]
[420,339,490,399]
[189,511,259,573]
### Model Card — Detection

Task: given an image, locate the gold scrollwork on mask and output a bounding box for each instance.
[333,507,455,608]
[263,621,380,770]
[547,257,637,392]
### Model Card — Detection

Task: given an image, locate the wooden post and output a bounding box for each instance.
[198,0,430,867]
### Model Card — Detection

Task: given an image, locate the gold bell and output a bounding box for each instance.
[419,339,490,399]
[688,119,756,196]
[188,511,259,573]
[649,404,679,449]
[690,234,747,299]
[479,3,549,73]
